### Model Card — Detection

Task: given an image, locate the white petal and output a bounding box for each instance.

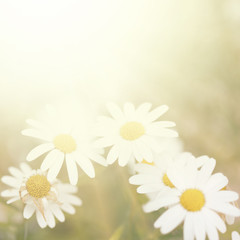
[167,168,185,191]
[1,176,20,188]
[75,156,95,178]
[143,194,179,213]
[160,205,186,234]
[197,158,216,187]
[134,163,161,175]
[136,103,152,118]
[193,212,206,240]
[145,105,169,123]
[232,231,240,240]
[20,163,32,174]
[21,129,51,141]
[204,173,228,192]
[64,195,82,206]
[106,102,125,121]
[66,155,78,185]
[23,204,36,219]
[129,174,160,185]
[27,143,54,161]
[8,167,23,178]
[93,137,116,148]
[226,215,235,225]
[208,202,240,217]
[184,213,195,240]
[45,209,56,228]
[50,205,65,222]
[118,142,133,167]
[123,102,135,120]
[1,189,18,197]
[203,208,226,233]
[154,204,184,229]
[147,128,178,137]
[26,119,46,130]
[107,144,120,164]
[47,157,64,181]
[210,191,239,203]
[6,196,20,204]
[87,152,107,166]
[136,140,153,163]
[137,184,163,194]
[58,183,77,194]
[61,203,75,214]
[41,149,64,171]
[36,210,47,228]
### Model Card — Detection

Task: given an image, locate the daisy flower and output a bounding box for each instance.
[22,105,107,185]
[232,231,240,240]
[94,102,178,166]
[1,163,81,228]
[129,153,207,198]
[143,158,240,240]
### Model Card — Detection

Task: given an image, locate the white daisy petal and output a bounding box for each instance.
[7,196,20,204]
[47,157,64,181]
[118,142,132,167]
[1,189,19,197]
[143,195,179,213]
[21,129,51,141]
[210,191,239,203]
[184,213,195,240]
[45,209,56,228]
[66,155,78,185]
[197,158,216,186]
[41,149,64,171]
[36,210,47,228]
[154,204,185,230]
[50,205,65,222]
[107,144,120,164]
[136,103,152,118]
[208,202,240,217]
[94,136,117,148]
[20,163,32,174]
[106,102,125,121]
[136,140,153,163]
[75,156,95,178]
[204,173,228,192]
[1,176,20,188]
[27,143,54,161]
[129,174,160,185]
[61,203,76,214]
[203,208,226,233]
[137,184,163,194]
[8,167,23,178]
[232,231,240,240]
[88,152,107,166]
[63,195,82,206]
[124,102,135,120]
[205,219,219,240]
[146,105,169,123]
[193,212,206,240]
[23,204,36,219]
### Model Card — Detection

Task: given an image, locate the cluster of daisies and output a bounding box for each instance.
[1,102,240,239]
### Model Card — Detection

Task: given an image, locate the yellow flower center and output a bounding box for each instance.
[162,173,175,188]
[180,189,205,212]
[141,159,155,166]
[120,122,145,141]
[26,175,51,199]
[53,134,77,153]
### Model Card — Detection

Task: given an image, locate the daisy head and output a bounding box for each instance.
[129,153,207,198]
[21,104,107,185]
[1,163,82,228]
[94,102,178,167]
[143,157,240,240]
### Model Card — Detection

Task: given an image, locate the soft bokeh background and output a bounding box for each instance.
[0,0,240,239]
